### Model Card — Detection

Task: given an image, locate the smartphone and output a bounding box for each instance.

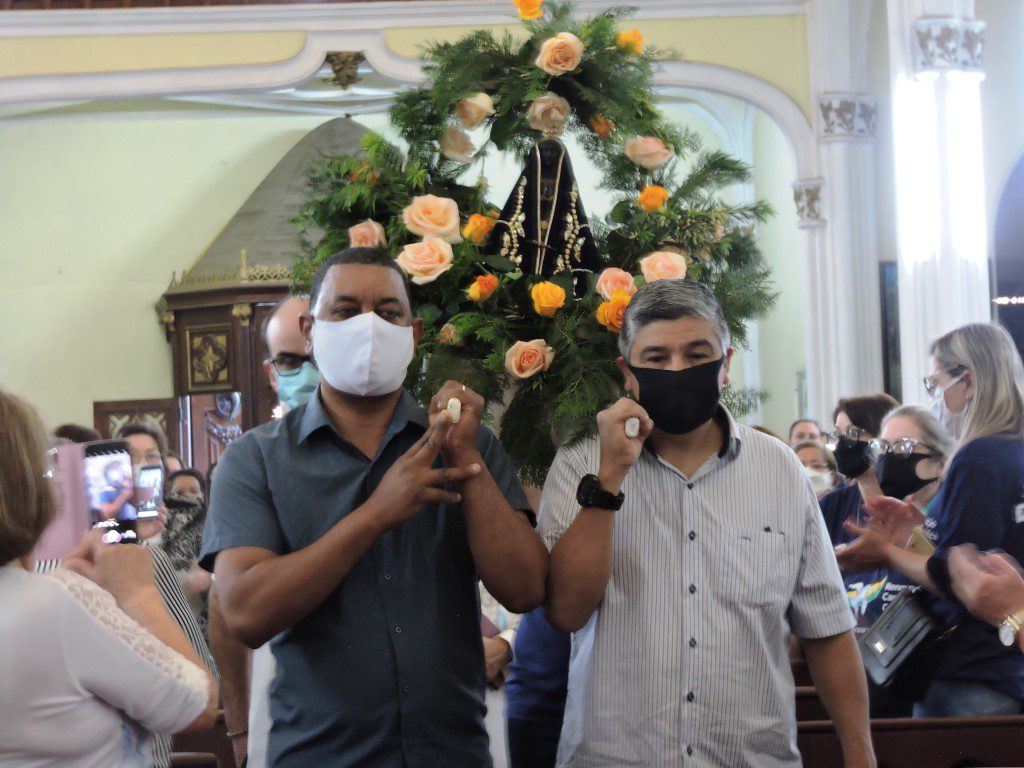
[83,439,138,544]
[133,464,164,519]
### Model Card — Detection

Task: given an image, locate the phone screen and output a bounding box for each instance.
[134,465,164,519]
[83,440,138,544]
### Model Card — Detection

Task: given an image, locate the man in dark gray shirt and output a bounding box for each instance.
[200,247,547,768]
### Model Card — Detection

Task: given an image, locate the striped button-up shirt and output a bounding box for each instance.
[538,410,853,768]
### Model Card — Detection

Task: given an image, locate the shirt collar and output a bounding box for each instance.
[298,389,428,445]
[716,405,743,464]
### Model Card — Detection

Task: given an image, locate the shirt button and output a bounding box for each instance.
[687,483,694,490]
[689,584,696,594]
[395,626,402,635]
[384,572,392,581]
[689,638,697,649]
[687,746,694,756]
[688,531,696,541]
[403,685,411,694]
[687,692,695,702]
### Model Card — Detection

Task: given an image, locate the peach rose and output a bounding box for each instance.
[347,219,387,248]
[711,222,725,243]
[462,212,499,245]
[531,281,567,317]
[595,268,637,301]
[639,251,690,282]
[527,92,571,136]
[438,323,463,346]
[455,92,495,130]
[402,194,462,244]
[468,274,499,302]
[514,0,543,20]
[505,339,555,379]
[617,29,644,54]
[439,125,476,164]
[590,114,615,138]
[395,236,455,285]
[624,136,675,170]
[637,185,670,213]
[535,32,584,76]
[596,289,632,333]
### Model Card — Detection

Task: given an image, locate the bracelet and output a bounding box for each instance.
[227,729,249,740]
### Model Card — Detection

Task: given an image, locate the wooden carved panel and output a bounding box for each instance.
[93,398,186,458]
[186,326,231,391]
[189,393,244,476]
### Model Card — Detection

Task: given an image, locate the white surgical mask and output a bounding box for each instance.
[804,466,834,497]
[930,373,967,440]
[312,312,414,397]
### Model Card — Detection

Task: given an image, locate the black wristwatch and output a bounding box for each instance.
[577,474,625,511]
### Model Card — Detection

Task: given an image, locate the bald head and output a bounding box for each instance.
[262,296,310,395]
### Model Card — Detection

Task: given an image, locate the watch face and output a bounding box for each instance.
[999,621,1017,647]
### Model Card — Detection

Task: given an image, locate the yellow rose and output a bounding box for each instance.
[505,339,555,379]
[617,29,644,54]
[595,268,637,301]
[514,0,543,20]
[395,236,455,285]
[347,219,387,248]
[535,32,584,76]
[402,194,462,243]
[639,250,691,282]
[624,135,675,170]
[468,274,499,302]
[531,281,567,316]
[638,185,670,213]
[462,213,498,245]
[596,289,632,333]
[455,92,495,130]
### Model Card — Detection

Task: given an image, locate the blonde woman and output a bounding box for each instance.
[0,389,218,767]
[839,323,1024,717]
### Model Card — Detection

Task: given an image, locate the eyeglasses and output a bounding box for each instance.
[129,448,163,466]
[268,353,312,376]
[828,426,866,443]
[923,365,967,398]
[869,438,938,461]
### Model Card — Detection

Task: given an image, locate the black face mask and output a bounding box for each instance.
[833,436,872,479]
[629,358,724,436]
[877,453,937,500]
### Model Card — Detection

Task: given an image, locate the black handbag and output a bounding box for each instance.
[859,588,953,699]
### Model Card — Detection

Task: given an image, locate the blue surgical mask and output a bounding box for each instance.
[276,361,319,410]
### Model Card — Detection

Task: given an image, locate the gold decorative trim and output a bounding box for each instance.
[166,249,292,294]
[160,310,176,332]
[231,303,253,327]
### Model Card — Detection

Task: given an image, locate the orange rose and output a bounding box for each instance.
[595,268,637,301]
[596,289,632,333]
[514,0,543,20]
[624,135,675,170]
[617,29,644,54]
[402,194,462,243]
[639,250,690,282]
[638,185,670,213]
[395,236,455,285]
[505,339,555,379]
[531,281,567,316]
[468,274,499,302]
[455,92,495,130]
[462,213,499,245]
[535,32,584,76]
[348,162,379,184]
[347,219,387,248]
[590,114,615,138]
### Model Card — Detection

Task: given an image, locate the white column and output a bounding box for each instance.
[887,2,991,402]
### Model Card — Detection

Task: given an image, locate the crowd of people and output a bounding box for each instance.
[3,246,1024,768]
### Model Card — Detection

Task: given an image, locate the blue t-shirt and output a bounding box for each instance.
[921,435,1024,702]
[504,607,570,723]
[820,483,910,634]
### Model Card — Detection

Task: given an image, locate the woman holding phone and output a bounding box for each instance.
[0,388,219,767]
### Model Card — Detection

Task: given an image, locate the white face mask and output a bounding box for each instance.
[804,466,834,497]
[312,312,415,397]
[930,373,967,440]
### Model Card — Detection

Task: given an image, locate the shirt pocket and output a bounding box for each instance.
[712,523,795,608]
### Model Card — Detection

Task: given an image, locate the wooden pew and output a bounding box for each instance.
[799,716,1024,768]
[170,754,218,767]
[173,712,234,768]
[795,686,829,721]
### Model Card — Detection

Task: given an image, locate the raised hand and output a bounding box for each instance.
[369,411,483,530]
[863,495,925,549]
[596,396,654,494]
[429,380,486,461]
[63,530,157,606]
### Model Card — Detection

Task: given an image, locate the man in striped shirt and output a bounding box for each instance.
[540,279,874,767]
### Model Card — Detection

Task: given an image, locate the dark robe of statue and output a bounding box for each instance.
[484,139,602,293]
